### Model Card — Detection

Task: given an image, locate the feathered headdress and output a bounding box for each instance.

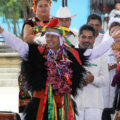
[33,18,74,36]
[32,0,51,13]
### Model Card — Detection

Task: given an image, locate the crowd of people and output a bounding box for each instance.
[1,0,120,120]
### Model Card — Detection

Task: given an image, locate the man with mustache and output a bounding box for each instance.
[75,24,109,120]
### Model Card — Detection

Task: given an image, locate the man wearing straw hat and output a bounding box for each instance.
[56,1,78,47]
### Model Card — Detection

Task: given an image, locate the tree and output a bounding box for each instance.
[0,0,33,36]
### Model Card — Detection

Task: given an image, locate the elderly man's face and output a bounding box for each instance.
[46,34,60,52]
[58,18,71,28]
[79,30,95,49]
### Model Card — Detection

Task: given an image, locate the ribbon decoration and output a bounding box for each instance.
[41,26,46,36]
[58,27,82,65]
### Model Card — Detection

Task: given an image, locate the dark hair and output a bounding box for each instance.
[36,0,49,4]
[109,22,120,31]
[87,14,102,24]
[78,24,96,37]
[115,0,120,4]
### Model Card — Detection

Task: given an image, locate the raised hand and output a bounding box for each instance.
[110,27,120,42]
[0,26,4,33]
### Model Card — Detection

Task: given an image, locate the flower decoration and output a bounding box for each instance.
[44,45,72,96]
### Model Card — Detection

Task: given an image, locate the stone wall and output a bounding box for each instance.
[0,52,21,87]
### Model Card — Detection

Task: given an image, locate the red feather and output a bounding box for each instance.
[47,18,58,27]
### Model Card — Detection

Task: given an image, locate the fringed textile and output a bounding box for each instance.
[48,82,75,120]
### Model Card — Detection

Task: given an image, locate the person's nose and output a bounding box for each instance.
[84,37,89,42]
[47,36,51,41]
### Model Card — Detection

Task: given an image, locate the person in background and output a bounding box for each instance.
[110,0,120,19]
[110,21,120,120]
[102,13,109,33]
[87,14,103,46]
[102,18,120,120]
[23,0,52,43]
[56,6,78,47]
[87,14,110,113]
[87,14,111,110]
[75,24,109,120]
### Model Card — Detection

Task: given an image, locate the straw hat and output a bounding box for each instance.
[56,7,77,19]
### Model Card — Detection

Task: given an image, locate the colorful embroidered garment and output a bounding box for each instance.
[18,73,31,113]
[23,43,88,120]
[23,22,88,119]
[45,46,74,120]
[26,45,75,120]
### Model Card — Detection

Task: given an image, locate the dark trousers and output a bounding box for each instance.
[102,108,115,120]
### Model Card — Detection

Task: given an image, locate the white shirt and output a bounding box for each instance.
[102,32,117,108]
[75,34,109,109]
[95,34,110,108]
[107,48,117,66]
[103,48,117,108]
[94,33,104,46]
[76,54,108,109]
[110,9,120,18]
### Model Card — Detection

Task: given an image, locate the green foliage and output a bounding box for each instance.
[0,0,33,36]
[0,0,19,19]
[0,0,57,20]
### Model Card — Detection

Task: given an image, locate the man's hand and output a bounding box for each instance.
[0,26,4,33]
[85,71,94,85]
[110,28,120,42]
[113,111,120,120]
